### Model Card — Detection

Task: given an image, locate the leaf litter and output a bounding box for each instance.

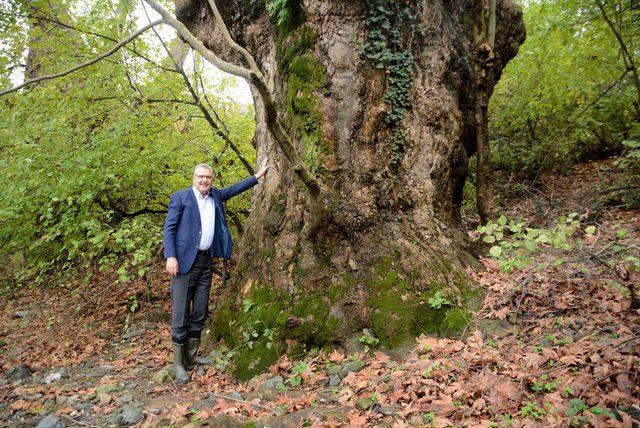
[0,160,638,426]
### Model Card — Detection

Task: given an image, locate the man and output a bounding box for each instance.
[164,160,268,383]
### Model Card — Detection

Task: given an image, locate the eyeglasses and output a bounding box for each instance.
[195,175,213,180]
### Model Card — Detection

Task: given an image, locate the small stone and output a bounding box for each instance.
[99,365,114,372]
[327,365,342,375]
[35,415,65,428]
[260,375,284,390]
[229,391,244,401]
[55,395,67,405]
[378,405,396,416]
[97,393,112,405]
[44,372,62,384]
[328,374,342,386]
[14,311,30,318]
[61,384,75,392]
[97,331,113,340]
[117,407,143,426]
[340,360,364,377]
[96,384,120,395]
[202,397,218,408]
[153,367,174,384]
[355,397,374,411]
[74,402,94,412]
[7,364,32,380]
[116,394,133,405]
[125,382,137,389]
[122,329,145,340]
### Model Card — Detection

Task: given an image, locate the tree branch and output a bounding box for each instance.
[142,0,321,198]
[141,5,255,176]
[0,20,162,97]
[205,0,261,74]
[488,0,496,49]
[142,0,251,79]
[11,11,172,70]
[102,191,167,219]
[595,0,640,120]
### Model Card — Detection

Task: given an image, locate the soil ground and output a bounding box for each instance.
[1,159,638,427]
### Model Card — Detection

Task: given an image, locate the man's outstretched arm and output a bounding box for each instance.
[219,158,269,201]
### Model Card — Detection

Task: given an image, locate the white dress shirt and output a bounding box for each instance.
[192,186,215,251]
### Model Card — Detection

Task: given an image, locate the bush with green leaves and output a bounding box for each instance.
[478,213,639,276]
[607,139,640,209]
[490,0,639,176]
[477,214,581,272]
[0,1,256,289]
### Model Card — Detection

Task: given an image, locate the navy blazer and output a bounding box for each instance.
[163,176,258,274]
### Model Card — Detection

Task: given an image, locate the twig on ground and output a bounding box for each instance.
[568,370,639,426]
[209,392,275,413]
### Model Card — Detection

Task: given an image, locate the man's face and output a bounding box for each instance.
[193,167,213,195]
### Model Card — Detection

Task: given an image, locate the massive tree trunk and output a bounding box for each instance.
[175,0,525,378]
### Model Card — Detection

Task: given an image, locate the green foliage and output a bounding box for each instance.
[0,0,256,289]
[477,213,582,272]
[520,401,546,420]
[491,0,640,176]
[427,291,451,310]
[566,398,588,417]
[478,212,639,283]
[360,0,423,170]
[358,329,380,352]
[266,0,304,32]
[287,362,308,386]
[607,139,640,209]
[531,374,558,393]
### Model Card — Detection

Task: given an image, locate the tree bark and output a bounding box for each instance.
[175,0,525,378]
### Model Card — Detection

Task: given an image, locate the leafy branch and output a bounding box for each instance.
[0,20,163,96]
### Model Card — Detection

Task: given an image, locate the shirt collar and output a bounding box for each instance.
[192,186,210,200]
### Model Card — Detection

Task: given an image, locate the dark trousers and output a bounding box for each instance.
[170,252,212,344]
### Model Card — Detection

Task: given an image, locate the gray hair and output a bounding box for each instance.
[193,163,213,175]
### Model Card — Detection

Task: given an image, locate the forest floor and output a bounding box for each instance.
[1,159,639,427]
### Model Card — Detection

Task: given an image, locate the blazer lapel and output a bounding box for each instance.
[187,188,202,232]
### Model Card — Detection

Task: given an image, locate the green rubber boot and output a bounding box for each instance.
[172,342,190,384]
[184,338,212,371]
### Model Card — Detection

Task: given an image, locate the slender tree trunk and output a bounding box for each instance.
[595,0,640,121]
[174,0,525,378]
[475,0,498,224]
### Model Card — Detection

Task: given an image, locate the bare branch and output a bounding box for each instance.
[141,4,255,175]
[488,0,496,49]
[0,20,162,97]
[142,0,250,79]
[205,0,261,74]
[142,0,322,198]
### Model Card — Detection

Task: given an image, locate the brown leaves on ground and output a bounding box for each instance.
[1,161,638,426]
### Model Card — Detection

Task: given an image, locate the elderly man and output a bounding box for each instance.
[164,160,268,383]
